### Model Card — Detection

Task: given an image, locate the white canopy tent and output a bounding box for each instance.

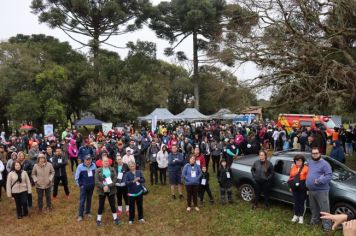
[175,108,209,121]
[209,108,237,120]
[137,108,178,122]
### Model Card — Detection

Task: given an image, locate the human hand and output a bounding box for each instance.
[320,212,348,230]
[103,186,109,192]
[343,220,356,236]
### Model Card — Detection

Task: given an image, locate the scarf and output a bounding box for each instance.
[15,170,22,183]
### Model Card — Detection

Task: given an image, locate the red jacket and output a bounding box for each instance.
[195,154,206,168]
[95,158,113,168]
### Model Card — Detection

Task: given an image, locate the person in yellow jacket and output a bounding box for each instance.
[6,160,32,219]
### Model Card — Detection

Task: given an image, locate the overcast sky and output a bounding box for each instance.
[0,0,269,99]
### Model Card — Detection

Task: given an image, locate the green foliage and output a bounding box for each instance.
[6,91,42,122]
[31,0,153,57]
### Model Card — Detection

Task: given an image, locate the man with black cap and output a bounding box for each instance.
[75,154,97,221]
[225,136,239,168]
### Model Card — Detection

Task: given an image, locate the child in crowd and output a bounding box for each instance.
[217,159,233,205]
[199,166,214,205]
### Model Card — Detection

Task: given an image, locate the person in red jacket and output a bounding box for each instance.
[96,153,113,168]
[193,147,205,169]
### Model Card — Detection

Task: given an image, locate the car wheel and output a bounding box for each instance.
[332,202,356,219]
[239,183,255,202]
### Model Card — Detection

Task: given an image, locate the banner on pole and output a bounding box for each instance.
[44,124,54,136]
[102,123,113,135]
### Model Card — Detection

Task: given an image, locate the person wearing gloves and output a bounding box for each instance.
[182,155,202,212]
[95,156,118,226]
[124,160,146,225]
[75,155,97,222]
[157,144,169,185]
[6,160,32,219]
[114,154,129,217]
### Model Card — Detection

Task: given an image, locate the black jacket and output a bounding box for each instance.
[199,172,210,186]
[52,155,68,177]
[251,160,274,183]
[218,167,233,188]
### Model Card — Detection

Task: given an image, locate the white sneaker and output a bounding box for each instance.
[129,221,133,225]
[139,219,145,224]
[298,217,304,224]
[291,215,298,222]
[186,207,191,212]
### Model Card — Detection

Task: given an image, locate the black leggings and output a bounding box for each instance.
[129,194,143,221]
[254,181,271,207]
[70,158,78,172]
[98,193,116,215]
[204,155,211,171]
[199,185,213,201]
[149,162,158,184]
[212,155,220,173]
[116,186,128,207]
[53,176,70,197]
[159,167,167,184]
[13,191,28,217]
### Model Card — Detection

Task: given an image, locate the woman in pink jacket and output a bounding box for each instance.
[68,139,79,172]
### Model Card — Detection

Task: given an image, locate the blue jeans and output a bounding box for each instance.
[78,186,94,217]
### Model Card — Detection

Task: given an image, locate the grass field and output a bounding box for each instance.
[1,152,355,236]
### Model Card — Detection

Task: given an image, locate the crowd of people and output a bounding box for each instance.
[0,121,355,234]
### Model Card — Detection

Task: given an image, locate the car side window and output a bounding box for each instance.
[274,160,284,174]
[274,160,293,176]
[282,161,293,176]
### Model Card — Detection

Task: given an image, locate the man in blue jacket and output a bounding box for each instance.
[78,139,94,162]
[75,155,97,221]
[306,147,333,232]
[168,145,185,200]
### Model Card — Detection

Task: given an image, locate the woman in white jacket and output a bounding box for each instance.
[156,144,169,185]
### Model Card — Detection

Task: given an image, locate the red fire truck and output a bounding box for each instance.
[277,114,337,136]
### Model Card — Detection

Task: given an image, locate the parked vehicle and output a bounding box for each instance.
[232,150,356,218]
[277,114,337,137]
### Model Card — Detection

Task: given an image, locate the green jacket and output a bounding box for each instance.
[95,166,117,196]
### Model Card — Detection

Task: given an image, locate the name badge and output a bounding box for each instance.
[58,159,62,164]
[138,145,141,149]
[118,172,123,180]
[226,172,231,179]
[201,178,207,185]
[105,177,113,185]
[87,170,93,177]
[191,171,196,178]
[136,181,140,186]
[153,153,157,157]
[196,160,201,166]
[232,145,235,149]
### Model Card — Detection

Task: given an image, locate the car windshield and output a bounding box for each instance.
[324,158,356,181]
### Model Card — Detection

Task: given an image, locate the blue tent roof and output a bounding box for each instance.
[75,117,105,126]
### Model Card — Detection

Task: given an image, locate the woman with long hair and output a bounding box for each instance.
[6,160,32,219]
[251,150,274,210]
